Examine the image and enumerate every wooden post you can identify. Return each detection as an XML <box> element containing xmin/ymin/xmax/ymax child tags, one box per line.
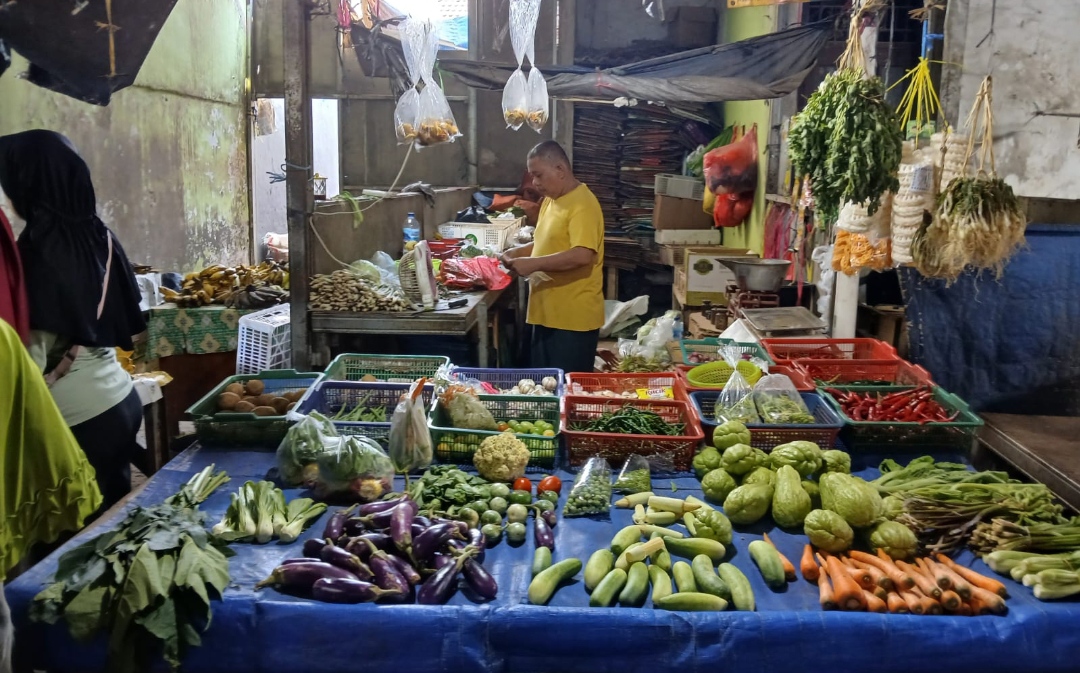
<box><xmin>284</xmin><ymin>0</ymin><xmax>314</xmax><ymax>370</ymax></box>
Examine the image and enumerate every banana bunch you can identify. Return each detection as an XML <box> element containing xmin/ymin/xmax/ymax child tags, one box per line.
<box><xmin>236</xmin><ymin>261</ymin><xmax>289</xmax><ymax>289</ymax></box>
<box><xmin>161</xmin><ymin>264</ymin><xmax>238</xmax><ymax>307</ymax></box>
<box><xmin>224</xmin><ymin>284</ymin><xmax>288</xmax><ymax>309</ymax></box>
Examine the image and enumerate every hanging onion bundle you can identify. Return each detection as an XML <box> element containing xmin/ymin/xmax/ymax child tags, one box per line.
<box><xmin>912</xmin><ymin>76</ymin><xmax>1027</xmax><ymax>282</ymax></box>
<box><xmin>787</xmin><ymin>4</ymin><xmax>903</xmax><ymax>225</ymax></box>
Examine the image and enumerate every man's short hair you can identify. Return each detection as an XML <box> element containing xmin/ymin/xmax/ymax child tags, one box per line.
<box><xmin>528</xmin><ymin>140</ymin><xmax>571</xmax><ymax>171</ymax></box>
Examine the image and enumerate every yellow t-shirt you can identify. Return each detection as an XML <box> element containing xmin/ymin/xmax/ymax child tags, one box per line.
<box><xmin>526</xmin><ymin>183</ymin><xmax>605</xmax><ymax>332</ymax></box>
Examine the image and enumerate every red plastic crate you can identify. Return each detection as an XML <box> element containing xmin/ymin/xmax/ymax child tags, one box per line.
<box><xmin>565</xmin><ymin>372</ymin><xmax>689</xmax><ymax>403</ymax></box>
<box><xmin>768</xmin><ymin>365</ymin><xmax>815</xmax><ymax>392</ymax></box>
<box><xmin>561</xmin><ymin>396</ymin><xmax>704</xmax><ymax>472</ymax></box>
<box><xmin>793</xmin><ymin>359</ymin><xmax>933</xmax><ymax>388</ymax></box>
<box><xmin>762</xmin><ymin>338</ymin><xmax>900</xmax><ymax>365</ymax></box>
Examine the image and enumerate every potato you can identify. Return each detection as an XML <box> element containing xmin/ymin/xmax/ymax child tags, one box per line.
<box><xmin>218</xmin><ymin>391</ymin><xmax>241</xmax><ymax>411</ymax></box>
<box><xmin>225</xmin><ymin>383</ymin><xmax>245</xmax><ymax>396</ymax></box>
<box><xmin>252</xmin><ymin>405</ymin><xmax>277</xmax><ymax>417</ymax></box>
<box><xmin>361</xmin><ymin>374</ymin><xmax>378</xmax><ymax>382</ymax></box>
<box><xmin>246</xmin><ymin>379</ymin><xmax>266</xmax><ymax>396</ymax></box>
<box><xmin>271</xmin><ymin>397</ymin><xmax>291</xmax><ymax>414</ymax></box>
<box><xmin>242</xmin><ymin>395</ymin><xmax>258</xmax><ymax>404</ymax></box>
<box><xmin>287</xmin><ymin>402</ymin><xmax>297</xmax><ymax>411</ymax></box>
<box><xmin>256</xmin><ymin>394</ymin><xmax>276</xmax><ymax>407</ymax></box>
<box><xmin>234</xmin><ymin>400</ymin><xmax>256</xmax><ymax>413</ymax></box>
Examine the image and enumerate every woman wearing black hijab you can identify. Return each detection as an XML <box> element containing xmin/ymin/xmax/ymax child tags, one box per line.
<box><xmin>0</xmin><ymin>130</ymin><xmax>147</xmax><ymax>510</ymax></box>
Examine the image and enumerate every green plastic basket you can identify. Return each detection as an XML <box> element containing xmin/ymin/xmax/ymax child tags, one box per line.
<box><xmin>686</xmin><ymin>360</ymin><xmax>763</xmax><ymax>388</ymax></box>
<box><xmin>428</xmin><ymin>395</ymin><xmax>561</xmax><ymax>469</ymax></box>
<box><xmin>323</xmin><ymin>353</ymin><xmax>450</xmax><ymax>383</ymax></box>
<box><xmin>186</xmin><ymin>370</ymin><xmax>321</xmax><ymax>447</ymax></box>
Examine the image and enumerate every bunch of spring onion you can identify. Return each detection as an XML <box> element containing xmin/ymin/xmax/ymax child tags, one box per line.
<box><xmin>212</xmin><ymin>480</ymin><xmax>327</xmax><ymax>543</ymax></box>
<box><xmin>985</xmin><ymin>550</ymin><xmax>1080</xmax><ymax>601</ymax></box>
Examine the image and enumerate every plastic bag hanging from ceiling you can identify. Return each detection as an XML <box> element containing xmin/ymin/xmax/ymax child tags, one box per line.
<box><xmin>504</xmin><ymin>0</ymin><xmax>544</xmax><ymax>131</ymax></box>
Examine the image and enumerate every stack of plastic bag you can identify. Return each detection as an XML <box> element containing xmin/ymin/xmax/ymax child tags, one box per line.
<box><xmin>502</xmin><ymin>0</ymin><xmax>548</xmax><ymax>132</ymax></box>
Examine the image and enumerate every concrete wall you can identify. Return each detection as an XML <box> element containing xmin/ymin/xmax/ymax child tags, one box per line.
<box><xmin>943</xmin><ymin>0</ymin><xmax>1080</xmax><ymax>201</ymax></box>
<box><xmin>0</xmin><ymin>0</ymin><xmax>250</xmax><ymax>272</ymax></box>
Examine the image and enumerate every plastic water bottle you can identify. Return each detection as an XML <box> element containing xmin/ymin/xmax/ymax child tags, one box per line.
<box><xmin>403</xmin><ymin>212</ymin><xmax>421</xmax><ymax>252</ymax></box>
<box><xmin>672</xmin><ymin>314</ymin><xmax>684</xmax><ymax>341</ymax></box>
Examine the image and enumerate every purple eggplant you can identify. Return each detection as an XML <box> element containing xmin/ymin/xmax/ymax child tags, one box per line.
<box><xmin>256</xmin><ymin>561</ymin><xmax>356</xmax><ymax>590</ymax></box>
<box><xmin>390</xmin><ymin>502</ymin><xmax>415</xmax><ymax>555</ymax></box>
<box><xmin>462</xmin><ymin>557</ymin><xmax>498</xmax><ymax>600</ymax></box>
<box><xmin>414</xmin><ymin>515</ymin><xmax>432</xmax><ymax>528</ymax></box>
<box><xmin>386</xmin><ymin>553</ymin><xmax>422</xmax><ymax>585</ymax></box>
<box><xmin>303</xmin><ymin>538</ymin><xmax>328</xmax><ymax>558</ymax></box>
<box><xmin>542</xmin><ymin>510</ymin><xmax>557</xmax><ymax>528</ymax></box>
<box><xmin>323</xmin><ymin>504</ymin><xmax>357</xmax><ymax>541</ymax></box>
<box><xmin>412</xmin><ymin>522</ymin><xmax>464</xmax><ymax>562</ymax></box>
<box><xmin>435</xmin><ymin>518</ymin><xmax>470</xmax><ymax>537</ymax></box>
<box><xmin>343</xmin><ymin>518</ymin><xmax>368</xmax><ymax>537</ymax></box>
<box><xmin>362</xmin><ymin>499</ymin><xmax>418</xmax><ymax>529</ymax></box>
<box><xmin>357</xmin><ymin>497</ymin><xmax>407</xmax><ymax>516</ymax></box>
<box><xmin>321</xmin><ymin>543</ymin><xmax>374</xmax><ymax>581</ymax></box>
<box><xmin>368</xmin><ymin>550</ymin><xmax>411</xmax><ymax>601</ymax></box>
<box><xmin>311</xmin><ymin>577</ymin><xmax>403</xmax><ymax>604</ymax></box>
<box><xmin>430</xmin><ymin>553</ymin><xmax>455</xmax><ymax>571</ymax></box>
<box><xmin>281</xmin><ymin>557</ymin><xmax>316</xmax><ymax>566</ymax></box>
<box><xmin>449</xmin><ymin>538</ymin><xmax>484</xmax><ymax>564</ymax></box>
<box><xmin>534</xmin><ymin>515</ymin><xmax>555</xmax><ymax>551</ymax></box>
<box><xmin>416</xmin><ymin>555</ymin><xmax>467</xmax><ymax>605</ymax></box>
<box><xmin>468</xmin><ymin>528</ymin><xmax>486</xmax><ymax>552</ymax></box>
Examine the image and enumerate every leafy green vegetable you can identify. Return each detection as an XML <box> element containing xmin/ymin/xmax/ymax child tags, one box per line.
<box><xmin>31</xmin><ymin>466</ymin><xmax>232</xmax><ymax>673</ymax></box>
<box><xmin>212</xmin><ymin>481</ymin><xmax>326</xmax><ymax>544</ymax></box>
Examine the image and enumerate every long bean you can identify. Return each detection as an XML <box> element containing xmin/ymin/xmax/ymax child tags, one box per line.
<box><xmin>572</xmin><ymin>406</ymin><xmax>685</xmax><ymax>436</ymax></box>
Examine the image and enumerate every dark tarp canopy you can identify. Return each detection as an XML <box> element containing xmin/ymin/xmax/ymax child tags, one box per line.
<box><xmin>439</xmin><ymin>22</ymin><xmax>832</xmax><ymax>103</ymax></box>
<box><xmin>0</xmin><ymin>0</ymin><xmax>180</xmax><ymax>106</ymax></box>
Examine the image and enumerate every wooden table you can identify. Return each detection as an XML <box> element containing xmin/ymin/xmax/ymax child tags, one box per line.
<box><xmin>309</xmin><ymin>287</ymin><xmax>509</xmax><ymax>368</ymax></box>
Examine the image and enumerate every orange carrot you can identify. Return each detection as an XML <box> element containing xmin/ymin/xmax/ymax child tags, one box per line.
<box><xmin>862</xmin><ymin>589</ymin><xmax>887</xmax><ymax>613</ymax></box>
<box><xmin>928</xmin><ymin>559</ymin><xmax>972</xmax><ymax>599</ymax></box>
<box><xmin>968</xmin><ymin>586</ymin><xmax>1008</xmax><ymax>616</ymax></box>
<box><xmin>873</xmin><ymin>585</ymin><xmax>888</xmax><ymax>601</ymax></box>
<box><xmin>886</xmin><ymin>592</ymin><xmax>909</xmax><ymax>614</ymax></box>
<box><xmin>842</xmin><ymin>564</ymin><xmax>874</xmax><ymax>591</ymax></box>
<box><xmin>939</xmin><ymin>589</ymin><xmax>962</xmax><ymax>611</ymax></box>
<box><xmin>800</xmin><ymin>544</ymin><xmax>820</xmax><ymax>582</ymax></box>
<box><xmin>935</xmin><ymin>554</ymin><xmax>1009</xmax><ymax>598</ymax></box>
<box><xmin>897</xmin><ymin>560</ymin><xmax>942</xmax><ymax>599</ymax></box>
<box><xmin>850</xmin><ymin>558</ymin><xmax>894</xmax><ymax>591</ymax></box>
<box><xmin>817</xmin><ymin>563</ymin><xmax>838</xmax><ymax>610</ymax></box>
<box><xmin>955</xmin><ymin>603</ymin><xmax>973</xmax><ymax>617</ymax></box>
<box><xmin>920</xmin><ymin>595</ymin><xmax>942</xmax><ymax>615</ymax></box>
<box><xmin>849</xmin><ymin>550</ymin><xmax>915</xmax><ymax>590</ymax></box>
<box><xmin>900</xmin><ymin>590</ymin><xmax>925</xmax><ymax>615</ymax></box>
<box><xmin>763</xmin><ymin>533</ymin><xmax>796</xmax><ymax>582</ymax></box>
<box><xmin>915</xmin><ymin>557</ymin><xmax>950</xmax><ymax>590</ymax></box>
<box><xmin>825</xmin><ymin>555</ymin><xmax>867</xmax><ymax>611</ymax></box>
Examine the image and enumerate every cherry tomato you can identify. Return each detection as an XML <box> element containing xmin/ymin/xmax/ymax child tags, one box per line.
<box><xmin>537</xmin><ymin>475</ymin><xmax>562</xmax><ymax>494</ymax></box>
<box><xmin>513</xmin><ymin>477</ymin><xmax>533</xmax><ymax>493</ymax></box>
<box><xmin>496</xmin><ymin>422</ymin><xmax>510</xmax><ymax>432</ymax></box>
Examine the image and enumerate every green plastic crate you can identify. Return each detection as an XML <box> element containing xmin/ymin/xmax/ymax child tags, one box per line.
<box><xmin>186</xmin><ymin>370</ymin><xmax>320</xmax><ymax>447</ymax></box>
<box><xmin>428</xmin><ymin>395</ymin><xmax>561</xmax><ymax>469</ymax></box>
<box><xmin>323</xmin><ymin>353</ymin><xmax>450</xmax><ymax>383</ymax></box>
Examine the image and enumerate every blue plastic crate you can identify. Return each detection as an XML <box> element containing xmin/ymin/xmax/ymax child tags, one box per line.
<box><xmin>689</xmin><ymin>391</ymin><xmax>843</xmax><ymax>450</ymax></box>
<box><xmin>450</xmin><ymin>367</ymin><xmax>565</xmax><ymax>397</ymax></box>
<box><xmin>295</xmin><ymin>380</ymin><xmax>434</xmax><ymax>448</ymax></box>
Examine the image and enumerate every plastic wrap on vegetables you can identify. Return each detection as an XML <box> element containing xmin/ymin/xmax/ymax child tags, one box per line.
<box><xmin>388</xmin><ymin>379</ymin><xmax>434</xmax><ymax>477</ymax></box>
<box><xmin>753</xmin><ymin>374</ymin><xmax>815</xmax><ymax>424</ymax></box>
<box><xmin>563</xmin><ymin>457</ymin><xmax>612</xmax><ymax>517</ymax></box>
<box><xmin>440</xmin><ymin>384</ymin><xmax>498</xmax><ymax>431</ymax></box>
<box><xmin>313</xmin><ymin>436</ymin><xmax>396</xmax><ymax>502</ymax></box>
<box><xmin>713</xmin><ymin>345</ymin><xmax>760</xmax><ymax>424</ymax></box>
<box><xmin>277</xmin><ymin>412</ymin><xmax>338</xmax><ymax>487</ymax></box>
<box><xmin>613</xmin><ymin>454</ymin><xmax>651</xmax><ymax>494</ymax></box>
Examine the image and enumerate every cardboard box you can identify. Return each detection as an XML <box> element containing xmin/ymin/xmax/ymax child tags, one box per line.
<box><xmin>655</xmin><ymin>229</ymin><xmax>721</xmax><ymax>245</ymax></box>
<box><xmin>679</xmin><ymin>247</ymin><xmax>757</xmax><ymax>305</ymax></box>
<box><xmin>653</xmin><ymin>193</ymin><xmax>714</xmax><ymax>231</ymax></box>
<box><xmin>667</xmin><ymin>6</ymin><xmax>718</xmax><ymax>49</ymax></box>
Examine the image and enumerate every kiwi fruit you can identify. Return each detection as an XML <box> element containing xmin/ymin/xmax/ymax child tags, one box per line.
<box><xmin>256</xmin><ymin>394</ymin><xmax>276</xmax><ymax>407</ymax></box>
<box><xmin>242</xmin><ymin>395</ymin><xmax>258</xmax><ymax>404</ymax></box>
<box><xmin>225</xmin><ymin>383</ymin><xmax>245</xmax><ymax>396</ymax></box>
<box><xmin>252</xmin><ymin>405</ymin><xmax>277</xmax><ymax>417</ymax></box>
<box><xmin>361</xmin><ymin>374</ymin><xmax>378</xmax><ymax>382</ymax></box>
<box><xmin>271</xmin><ymin>397</ymin><xmax>291</xmax><ymax>414</ymax></box>
<box><xmin>218</xmin><ymin>391</ymin><xmax>241</xmax><ymax>410</ymax></box>
<box><xmin>233</xmin><ymin>400</ymin><xmax>256</xmax><ymax>413</ymax></box>
<box><xmin>287</xmin><ymin>402</ymin><xmax>297</xmax><ymax>411</ymax></box>
<box><xmin>246</xmin><ymin>379</ymin><xmax>266</xmax><ymax>396</ymax></box>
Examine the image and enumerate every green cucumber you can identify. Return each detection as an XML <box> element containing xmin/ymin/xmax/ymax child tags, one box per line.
<box><xmin>650</xmin><ymin>547</ymin><xmax>672</xmax><ymax>572</ymax></box>
<box><xmin>691</xmin><ymin>554</ymin><xmax>731</xmax><ymax>600</ymax></box>
<box><xmin>610</xmin><ymin>525</ymin><xmax>643</xmax><ymax>556</ymax></box>
<box><xmin>649</xmin><ymin>565</ymin><xmax>673</xmax><ymax>602</ymax></box>
<box><xmin>748</xmin><ymin>540</ymin><xmax>786</xmax><ymax>589</ymax></box>
<box><xmin>589</xmin><ymin>568</ymin><xmax>627</xmax><ymax>607</ymax></box>
<box><xmin>664</xmin><ymin>536</ymin><xmax>726</xmax><ymax>563</ymax></box>
<box><xmin>584</xmin><ymin>549</ymin><xmax>615</xmax><ymax>593</ymax></box>
<box><xmin>528</xmin><ymin>558</ymin><xmax>582</xmax><ymax>605</ymax></box>
<box><xmin>654</xmin><ymin>592</ymin><xmax>728</xmax><ymax>611</ymax></box>
<box><xmin>717</xmin><ymin>563</ymin><xmax>755</xmax><ymax>611</ymax></box>
<box><xmin>619</xmin><ymin>562</ymin><xmax>649</xmax><ymax>607</ymax></box>
<box><xmin>532</xmin><ymin>547</ymin><xmax>552</xmax><ymax>577</ymax></box>
<box><xmin>615</xmin><ymin>542</ymin><xmax>645</xmax><ymax>571</ymax></box>
<box><xmin>672</xmin><ymin>561</ymin><xmax>697</xmax><ymax>593</ymax></box>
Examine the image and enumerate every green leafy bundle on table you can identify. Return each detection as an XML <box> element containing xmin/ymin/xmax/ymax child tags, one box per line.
<box><xmin>31</xmin><ymin>466</ymin><xmax>232</xmax><ymax>673</ymax></box>
<box><xmin>212</xmin><ymin>480</ymin><xmax>326</xmax><ymax>544</ymax></box>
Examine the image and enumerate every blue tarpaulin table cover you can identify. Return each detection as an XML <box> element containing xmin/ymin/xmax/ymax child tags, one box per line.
<box><xmin>7</xmin><ymin>444</ymin><xmax>1080</xmax><ymax>673</ymax></box>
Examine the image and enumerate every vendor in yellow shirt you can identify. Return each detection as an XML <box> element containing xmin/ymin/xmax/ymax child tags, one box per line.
<box><xmin>501</xmin><ymin>141</ymin><xmax>604</xmax><ymax>373</ymax></box>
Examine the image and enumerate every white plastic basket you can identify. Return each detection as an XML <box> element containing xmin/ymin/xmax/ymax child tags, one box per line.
<box><xmin>437</xmin><ymin>217</ymin><xmax>523</xmax><ymax>252</ymax></box>
<box><xmin>236</xmin><ymin>305</ymin><xmax>292</xmax><ymax>374</ymax></box>
<box><xmin>654</xmin><ymin>173</ymin><xmax>705</xmax><ymax>200</ymax></box>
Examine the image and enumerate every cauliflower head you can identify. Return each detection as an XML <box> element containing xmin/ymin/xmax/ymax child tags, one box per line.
<box><xmin>473</xmin><ymin>432</ymin><xmax>530</xmax><ymax>482</ymax></box>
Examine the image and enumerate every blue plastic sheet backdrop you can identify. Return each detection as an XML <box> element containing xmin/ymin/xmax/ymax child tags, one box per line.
<box><xmin>899</xmin><ymin>224</ymin><xmax>1080</xmax><ymax>414</ymax></box>
<box><xmin>8</xmin><ymin>444</ymin><xmax>1080</xmax><ymax>673</ymax></box>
